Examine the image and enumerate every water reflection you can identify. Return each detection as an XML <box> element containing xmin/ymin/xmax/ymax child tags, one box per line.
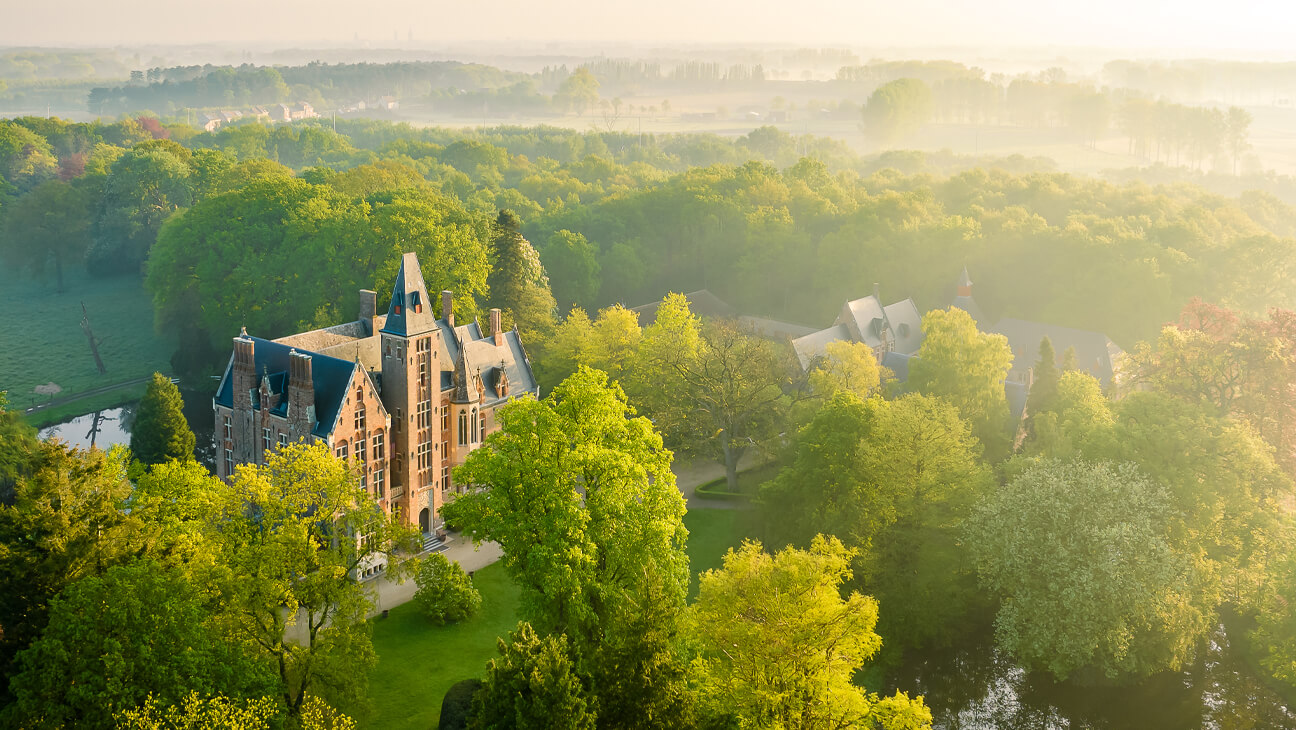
<box><xmin>35</xmin><ymin>387</ymin><xmax>216</xmax><ymax>473</ymax></box>
<box><xmin>38</xmin><ymin>406</ymin><xmax>133</xmax><ymax>451</ymax></box>
<box><xmin>887</xmin><ymin>625</ymin><xmax>1293</xmax><ymax>730</ymax></box>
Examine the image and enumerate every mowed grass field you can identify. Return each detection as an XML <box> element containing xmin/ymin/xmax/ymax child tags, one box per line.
<box><xmin>367</xmin><ymin>506</ymin><xmax>754</xmax><ymax>728</ymax></box>
<box><xmin>0</xmin><ymin>269</ymin><xmax>171</xmax><ymax>420</ymax></box>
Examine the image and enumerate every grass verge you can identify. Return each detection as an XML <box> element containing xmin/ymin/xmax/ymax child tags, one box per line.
<box><xmin>367</xmin><ymin>562</ymin><xmax>520</xmax><ymax>730</ymax></box>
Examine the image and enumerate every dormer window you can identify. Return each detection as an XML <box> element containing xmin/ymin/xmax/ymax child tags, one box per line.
<box><xmin>411</xmin><ymin>291</ymin><xmax>422</xmax><ymax>313</ymax></box>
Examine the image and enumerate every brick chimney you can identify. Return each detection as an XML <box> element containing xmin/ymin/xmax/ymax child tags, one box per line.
<box><xmin>359</xmin><ymin>289</ymin><xmax>377</xmax><ymax>336</ymax></box>
<box><xmin>490</xmin><ymin>308</ymin><xmax>504</xmax><ymax>346</ymax></box>
<box><xmin>287</xmin><ymin>350</ymin><xmax>316</xmax><ymax>437</ymax></box>
<box><xmin>873</xmin><ymin>282</ymin><xmax>881</xmax><ymax>302</ymax></box>
<box><xmin>441</xmin><ymin>290</ymin><xmax>454</xmax><ymax>327</ymax></box>
<box><xmin>232</xmin><ymin>330</ymin><xmax>255</xmax><ymax>411</ymax></box>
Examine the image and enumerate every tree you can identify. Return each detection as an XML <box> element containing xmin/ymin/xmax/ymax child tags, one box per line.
<box><xmin>118</xmin><ymin>693</ymin><xmax>355</xmax><ymax>730</ymax></box>
<box><xmin>542</xmin><ymin>229</ymin><xmax>601</xmax><ymax>312</ymax></box>
<box><xmin>808</xmin><ymin>339</ymin><xmax>883</xmax><ymax>400</ymax></box>
<box><xmin>761</xmin><ymin>392</ymin><xmax>992</xmax><ymax>648</ymax></box>
<box><xmin>556</xmin><ymin>69</ymin><xmax>600</xmax><ymax>116</ymax></box>
<box><xmin>861</xmin><ymin>78</ymin><xmax>933</xmax><ymax>145</ymax></box>
<box><xmin>443</xmin><ymin>368</ymin><xmax>691</xmax><ymax>721</ymax></box>
<box><xmin>908</xmin><ymin>307</ymin><xmax>1013</xmax><ymax>458</ymax></box>
<box><xmin>1025</xmin><ymin>335</ymin><xmax>1060</xmax><ymax>419</ymax></box>
<box><xmin>469</xmin><ymin>623</ymin><xmax>596</xmax><ymax>730</ymax></box>
<box><xmin>130</xmin><ymin>372</ymin><xmax>195</xmax><ymax>466</ymax></box>
<box><xmin>1126</xmin><ymin>300</ymin><xmax>1296</xmax><ymax>475</ymax></box>
<box><xmin>690</xmin><ymin>536</ymin><xmax>931</xmax><ymax>730</ymax></box>
<box><xmin>413</xmin><ymin>553</ymin><xmax>482</xmax><ymax>625</ymax></box>
<box><xmin>966</xmin><ymin>458</ymin><xmax>1212</xmax><ymax>680</ymax></box>
<box><xmin>88</xmin><ymin>142</ymin><xmax>194</xmax><ymax>275</ymax></box>
<box><xmin>1</xmin><ymin>179</ymin><xmax>92</xmax><ymax>291</ymax></box>
<box><xmin>207</xmin><ymin>442</ymin><xmax>420</xmax><ymax>719</ymax></box>
<box><xmin>487</xmin><ymin>209</ymin><xmax>557</xmax><ymax>340</ymax></box>
<box><xmin>8</xmin><ymin>561</ymin><xmax>274</xmax><ymax>730</ymax></box>
<box><xmin>0</xmin><ymin>443</ymin><xmax>144</xmax><ymax>693</ymax></box>
<box><xmin>634</xmin><ymin>298</ymin><xmax>802</xmax><ymax>491</ymax></box>
<box><xmin>1226</xmin><ymin>106</ymin><xmax>1252</xmax><ymax>176</ymax></box>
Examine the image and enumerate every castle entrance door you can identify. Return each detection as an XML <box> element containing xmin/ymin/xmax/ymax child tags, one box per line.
<box><xmin>419</xmin><ymin>507</ymin><xmax>430</xmax><ymax>533</ymax></box>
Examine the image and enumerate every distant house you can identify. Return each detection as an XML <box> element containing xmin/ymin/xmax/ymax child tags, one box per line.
<box><xmin>950</xmin><ymin>268</ymin><xmax>1122</xmax><ymax>387</ymax></box>
<box><xmin>790</xmin><ymin>285</ymin><xmax>923</xmax><ymax>370</ymax></box>
<box><xmin>273</xmin><ymin>104</ymin><xmax>291</xmax><ymax>122</ymax></box>
<box><xmin>378</xmin><ymin>96</ymin><xmax>398</xmax><ymax>111</ymax></box>
<box><xmin>198</xmin><ymin>113</ymin><xmax>222</xmax><ymax>132</ymax></box>
<box><xmin>218</xmin><ymin>110</ymin><xmax>243</xmax><ymax>125</ymax></box>
<box><xmin>250</xmin><ymin>106</ymin><xmax>270</xmax><ymax>120</ymax></box>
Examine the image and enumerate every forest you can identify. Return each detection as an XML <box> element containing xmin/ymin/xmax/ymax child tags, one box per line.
<box><xmin>2</xmin><ymin>99</ymin><xmax>1296</xmax><ymax>729</ymax></box>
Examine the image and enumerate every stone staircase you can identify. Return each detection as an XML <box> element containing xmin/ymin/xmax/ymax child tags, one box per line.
<box><xmin>421</xmin><ymin>532</ymin><xmax>448</xmax><ymax>554</ymax></box>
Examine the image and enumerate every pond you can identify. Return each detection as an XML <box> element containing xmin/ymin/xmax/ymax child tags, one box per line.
<box><xmin>886</xmin><ymin>624</ymin><xmax>1295</xmax><ymax>729</ymax></box>
<box><xmin>37</xmin><ymin>387</ymin><xmax>217</xmax><ymax>472</ymax></box>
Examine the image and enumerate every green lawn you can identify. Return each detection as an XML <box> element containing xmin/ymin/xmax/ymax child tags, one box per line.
<box><xmin>367</xmin><ymin>507</ymin><xmax>758</xmax><ymax>727</ymax></box>
<box><xmin>683</xmin><ymin>509</ymin><xmax>753</xmax><ymax>598</ymax></box>
<box><xmin>0</xmin><ymin>269</ymin><xmax>171</xmax><ymax>420</ymax></box>
<box><xmin>367</xmin><ymin>562</ymin><xmax>521</xmax><ymax>730</ymax></box>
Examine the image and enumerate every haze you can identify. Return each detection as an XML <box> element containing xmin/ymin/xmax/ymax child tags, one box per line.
<box><xmin>2</xmin><ymin>0</ymin><xmax>1291</xmax><ymax>54</ymax></box>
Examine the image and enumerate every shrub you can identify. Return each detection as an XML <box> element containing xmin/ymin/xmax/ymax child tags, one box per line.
<box><xmin>413</xmin><ymin>553</ymin><xmax>482</xmax><ymax>625</ymax></box>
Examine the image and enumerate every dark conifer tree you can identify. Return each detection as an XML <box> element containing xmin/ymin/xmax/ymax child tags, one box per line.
<box><xmin>487</xmin><ymin>210</ymin><xmax>557</xmax><ymax>340</ymax></box>
<box><xmin>129</xmin><ymin>373</ymin><xmax>195</xmax><ymax>466</ymax></box>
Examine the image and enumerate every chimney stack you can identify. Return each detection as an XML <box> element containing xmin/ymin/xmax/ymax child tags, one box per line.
<box><xmin>490</xmin><ymin>308</ymin><xmax>504</xmax><ymax>346</ymax></box>
<box><xmin>441</xmin><ymin>290</ymin><xmax>454</xmax><ymax>327</ymax></box>
<box><xmin>359</xmin><ymin>289</ymin><xmax>377</xmax><ymax>336</ymax></box>
<box><xmin>287</xmin><ymin>350</ymin><xmax>315</xmax><ymax>437</ymax></box>
<box><xmin>873</xmin><ymin>282</ymin><xmax>881</xmax><ymax>302</ymax></box>
<box><xmin>232</xmin><ymin>331</ymin><xmax>255</xmax><ymax>410</ymax></box>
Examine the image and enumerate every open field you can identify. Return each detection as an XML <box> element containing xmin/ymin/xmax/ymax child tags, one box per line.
<box><xmin>0</xmin><ymin>270</ymin><xmax>171</xmax><ymax>420</ymax></box>
<box><xmin>368</xmin><ymin>505</ymin><xmax>758</xmax><ymax>727</ymax></box>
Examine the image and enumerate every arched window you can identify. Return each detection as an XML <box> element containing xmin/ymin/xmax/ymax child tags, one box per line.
<box><xmin>471</xmin><ymin>408</ymin><xmax>479</xmax><ymax>444</ymax></box>
<box><xmin>458</xmin><ymin>411</ymin><xmax>468</xmax><ymax>446</ymax></box>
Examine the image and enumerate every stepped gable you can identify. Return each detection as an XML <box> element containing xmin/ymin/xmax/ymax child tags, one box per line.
<box><xmin>214</xmin><ymin>335</ymin><xmax>357</xmax><ymax>438</ymax></box>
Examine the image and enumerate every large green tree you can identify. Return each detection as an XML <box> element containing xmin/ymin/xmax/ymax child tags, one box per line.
<box><xmin>88</xmin><ymin>141</ymin><xmax>194</xmax><ymax>275</ymax></box>
<box><xmin>761</xmin><ymin>392</ymin><xmax>992</xmax><ymax>648</ymax></box>
<box><xmin>861</xmin><ymin>78</ymin><xmax>933</xmax><ymax>145</ymax></box>
<box><xmin>542</xmin><ymin>229</ymin><xmax>601</xmax><ymax>312</ymax></box>
<box><xmin>207</xmin><ymin>442</ymin><xmax>420</xmax><ymax>719</ymax></box>
<box><xmin>0</xmin><ymin>444</ymin><xmax>145</xmax><ymax>699</ymax></box>
<box><xmin>908</xmin><ymin>307</ymin><xmax>1013</xmax><ymax>458</ymax></box>
<box><xmin>443</xmin><ymin>367</ymin><xmax>692</xmax><ymax>726</ymax></box>
<box><xmin>691</xmin><ymin>536</ymin><xmax>932</xmax><ymax>730</ymax></box>
<box><xmin>1</xmin><ymin>178</ymin><xmax>93</xmax><ymax>291</ymax></box>
<box><xmin>633</xmin><ymin>296</ymin><xmax>802</xmax><ymax>491</ymax></box>
<box><xmin>130</xmin><ymin>372</ymin><xmax>196</xmax><ymax>466</ymax></box>
<box><xmin>8</xmin><ymin>561</ymin><xmax>274</xmax><ymax>730</ymax></box>
<box><xmin>967</xmin><ymin>458</ymin><xmax>1213</xmax><ymax>680</ymax></box>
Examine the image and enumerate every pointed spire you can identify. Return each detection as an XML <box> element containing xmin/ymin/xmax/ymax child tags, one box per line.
<box><xmin>957</xmin><ymin>266</ymin><xmax>973</xmax><ymax>297</ymax></box>
<box><xmin>380</xmin><ymin>252</ymin><xmax>438</xmax><ymax>337</ymax></box>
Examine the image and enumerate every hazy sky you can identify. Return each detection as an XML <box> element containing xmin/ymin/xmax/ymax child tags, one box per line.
<box><xmin>1</xmin><ymin>0</ymin><xmax>1290</xmax><ymax>54</ymax></box>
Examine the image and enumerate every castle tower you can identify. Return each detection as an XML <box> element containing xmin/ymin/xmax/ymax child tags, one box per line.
<box><xmin>229</xmin><ymin>330</ymin><xmax>258</xmax><ymax>471</ymax></box>
<box><xmin>379</xmin><ymin>253</ymin><xmax>446</xmax><ymax>531</ymax></box>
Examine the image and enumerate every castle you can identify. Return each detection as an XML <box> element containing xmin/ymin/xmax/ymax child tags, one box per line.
<box><xmin>213</xmin><ymin>252</ymin><xmax>539</xmax><ymax>536</ymax></box>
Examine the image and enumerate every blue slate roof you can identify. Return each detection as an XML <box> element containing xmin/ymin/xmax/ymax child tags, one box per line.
<box><xmin>214</xmin><ymin>336</ymin><xmax>357</xmax><ymax>439</ymax></box>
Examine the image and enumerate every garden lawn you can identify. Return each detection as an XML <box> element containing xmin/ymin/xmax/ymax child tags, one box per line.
<box><xmin>0</xmin><ymin>269</ymin><xmax>171</xmax><ymax>414</ymax></box>
<box><xmin>683</xmin><ymin>508</ymin><xmax>754</xmax><ymax>598</ymax></box>
<box><xmin>367</xmin><ymin>561</ymin><xmax>520</xmax><ymax>730</ymax></box>
<box><xmin>367</xmin><ymin>506</ymin><xmax>758</xmax><ymax>726</ymax></box>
